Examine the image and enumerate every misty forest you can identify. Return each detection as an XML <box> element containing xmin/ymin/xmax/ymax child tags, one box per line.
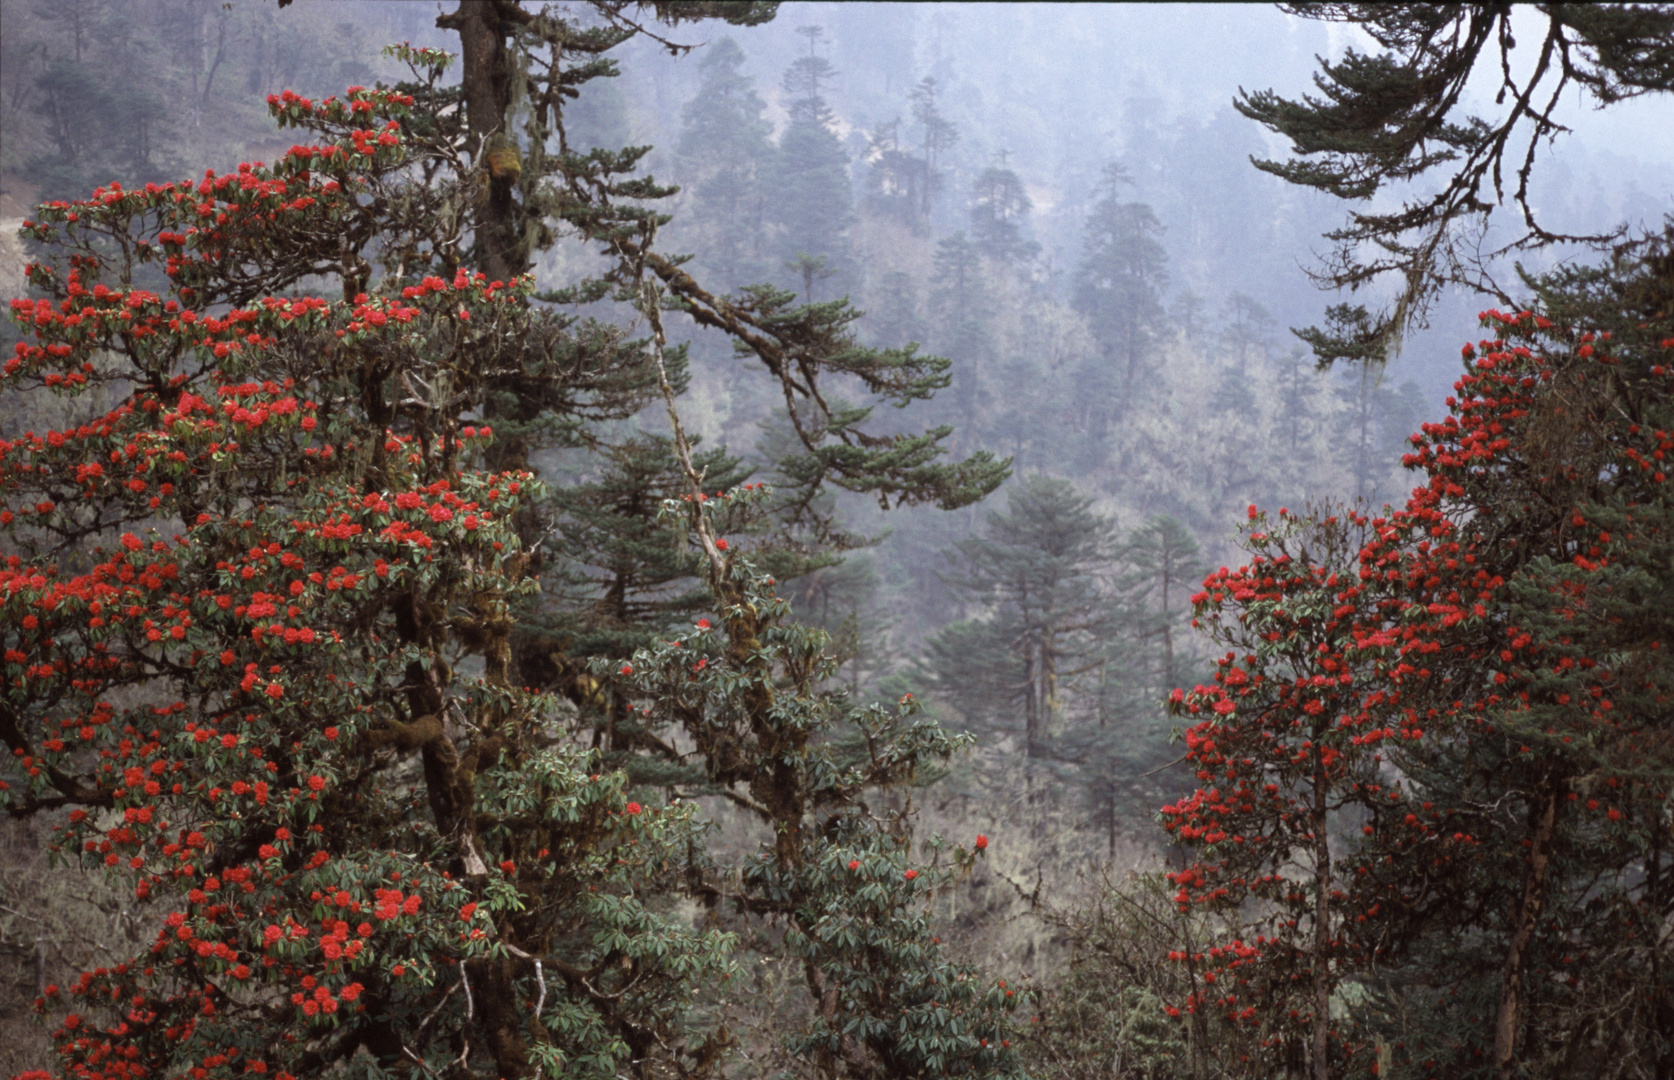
<box><xmin>3</xmin><ymin>2</ymin><xmax>1674</xmax><ymax>1078</ymax></box>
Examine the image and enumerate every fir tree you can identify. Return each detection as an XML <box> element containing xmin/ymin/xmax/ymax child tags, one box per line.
<box><xmin>1072</xmin><ymin>163</ymin><xmax>1169</xmax><ymax>437</ymax></box>
<box><xmin>1236</xmin><ymin>4</ymin><xmax>1674</xmax><ymax>365</ymax></box>
<box><xmin>1275</xmin><ymin>346</ymin><xmax>1322</xmax><ymax>454</ymax></box>
<box><xmin>768</xmin><ymin>25</ymin><xmax>852</xmax><ymax>285</ymax></box>
<box><xmin>925</xmin><ymin>476</ymin><xmax>1118</xmax><ymax>759</ymax></box>
<box><xmin>862</xmin><ymin>119</ymin><xmax>920</xmax><ymax>227</ymax></box>
<box><xmin>929</xmin><ymin>231</ymin><xmax>993</xmax><ymax>434</ymax></box>
<box><xmin>675</xmin><ymin>36</ymin><xmax>775</xmax><ymax>289</ymax></box>
<box><xmin>1219</xmin><ymin>291</ymin><xmax>1277</xmax><ymax>366</ymax></box>
<box><xmin>1123</xmin><ymin>514</ymin><xmax>1204</xmax><ymax>693</ymax></box>
<box><xmin>909</xmin><ymin>75</ymin><xmax>959</xmax><ymax>221</ymax></box>
<box><xmin>864</xmin><ymin>269</ymin><xmax>926</xmax><ymax>348</ymax></box>
<box><xmin>527</xmin><ymin>435</ymin><xmax>752</xmax><ymax>770</ymax></box>
<box><xmin>970</xmin><ymin>157</ymin><xmax>1039</xmax><ymax>265</ymax></box>
<box><xmin>1170</xmin><ymin>288</ymin><xmax>1208</xmax><ymax>345</ymax></box>
<box><xmin>1332</xmin><ymin>367</ymin><xmax>1424</xmax><ymax>505</ymax></box>
<box><xmin>1208</xmin><ymin>293</ymin><xmax>1276</xmax><ymax>415</ymax></box>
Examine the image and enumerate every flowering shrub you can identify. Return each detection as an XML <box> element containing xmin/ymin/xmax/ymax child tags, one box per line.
<box><xmin>1162</xmin><ymin>249</ymin><xmax>1674</xmax><ymax>1079</ymax></box>
<box><xmin>2</xmin><ymin>27</ymin><xmax>1032</xmax><ymax>1077</ymax></box>
<box><xmin>1</xmin><ymin>59</ymin><xmax>733</xmax><ymax>1080</ymax></box>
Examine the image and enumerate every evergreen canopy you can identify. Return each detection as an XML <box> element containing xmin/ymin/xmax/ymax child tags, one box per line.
<box><xmin>1238</xmin><ymin>2</ymin><xmax>1674</xmax><ymax>366</ymax></box>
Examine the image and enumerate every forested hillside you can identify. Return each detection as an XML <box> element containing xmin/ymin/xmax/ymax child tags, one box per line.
<box><xmin>1</xmin><ymin>3</ymin><xmax>1672</xmax><ymax>1079</ymax></box>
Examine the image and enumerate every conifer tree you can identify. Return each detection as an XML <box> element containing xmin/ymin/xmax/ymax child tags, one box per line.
<box><xmin>908</xmin><ymin>76</ymin><xmax>959</xmax><ymax>222</ymax></box>
<box><xmin>862</xmin><ymin>119</ymin><xmax>923</xmax><ymax>228</ymax></box>
<box><xmin>1072</xmin><ymin>164</ymin><xmax>1169</xmax><ymax>437</ymax></box>
<box><xmin>929</xmin><ymin>232</ymin><xmax>993</xmax><ymax>434</ymax></box>
<box><xmin>674</xmin><ymin>36</ymin><xmax>775</xmax><ymax>289</ymax></box>
<box><xmin>1219</xmin><ymin>291</ymin><xmax>1277</xmax><ymax>367</ymax></box>
<box><xmin>864</xmin><ymin>269</ymin><xmax>927</xmax><ymax>349</ymax></box>
<box><xmin>769</xmin><ymin>25</ymin><xmax>853</xmax><ymax>287</ymax></box>
<box><xmin>1123</xmin><ymin>514</ymin><xmax>1204</xmax><ymax>693</ymax></box>
<box><xmin>0</xmin><ymin>7</ymin><xmax>1024</xmax><ymax>1078</ymax></box>
<box><xmin>526</xmin><ymin>436</ymin><xmax>752</xmax><ymax>767</ymax></box>
<box><xmin>1170</xmin><ymin>289</ymin><xmax>1208</xmax><ymax>345</ymax></box>
<box><xmin>1274</xmin><ymin>346</ymin><xmax>1322</xmax><ymax>454</ymax></box>
<box><xmin>924</xmin><ymin>476</ymin><xmax>1118</xmax><ymax>759</ymax></box>
<box><xmin>970</xmin><ymin>158</ymin><xmax>1039</xmax><ymax>265</ymax></box>
<box><xmin>1236</xmin><ymin>3</ymin><xmax>1674</xmax><ymax>365</ymax></box>
<box><xmin>1332</xmin><ymin>368</ymin><xmax>1423</xmax><ymax>505</ymax></box>
<box><xmin>861</xmin><ymin>75</ymin><xmax>958</xmax><ymax>231</ymax></box>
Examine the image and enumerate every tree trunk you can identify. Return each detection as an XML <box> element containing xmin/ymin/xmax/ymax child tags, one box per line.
<box><xmin>1652</xmin><ymin>816</ymin><xmax>1674</xmax><ymax>1080</ymax></box>
<box><xmin>1025</xmin><ymin>635</ymin><xmax>1049</xmax><ymax>758</ymax></box>
<box><xmin>438</xmin><ymin>0</ymin><xmax>519</xmax><ymax>283</ymax></box>
<box><xmin>1311</xmin><ymin>740</ymin><xmax>1333</xmax><ymax>1080</ymax></box>
<box><xmin>1493</xmin><ymin>787</ymin><xmax>1559</xmax><ymax>1080</ymax></box>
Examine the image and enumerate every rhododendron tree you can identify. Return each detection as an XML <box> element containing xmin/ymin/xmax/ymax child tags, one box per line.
<box><xmin>1161</xmin><ymin>232</ymin><xmax>1674</xmax><ymax>1080</ymax></box>
<box><xmin>1332</xmin><ymin>246</ymin><xmax>1674</xmax><ymax>1080</ymax></box>
<box><xmin>1</xmin><ymin>24</ymin><xmax>1024</xmax><ymax>1080</ymax></box>
<box><xmin>1</xmin><ymin>56</ymin><xmax>737</xmax><ymax>1079</ymax></box>
<box><xmin>1164</xmin><ymin>507</ymin><xmax>1387</xmax><ymax>1079</ymax></box>
<box><xmin>609</xmin><ymin>512</ymin><xmax>1030</xmax><ymax>1077</ymax></box>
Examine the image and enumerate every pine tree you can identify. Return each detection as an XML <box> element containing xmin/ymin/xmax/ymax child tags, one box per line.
<box><xmin>970</xmin><ymin>157</ymin><xmax>1039</xmax><ymax>265</ymax></box>
<box><xmin>1123</xmin><ymin>514</ymin><xmax>1204</xmax><ymax>693</ymax></box>
<box><xmin>675</xmin><ymin>36</ymin><xmax>775</xmax><ymax>289</ymax></box>
<box><xmin>526</xmin><ymin>435</ymin><xmax>751</xmax><ymax>770</ymax></box>
<box><xmin>1219</xmin><ymin>291</ymin><xmax>1277</xmax><ymax>367</ymax></box>
<box><xmin>0</xmin><ymin>8</ymin><xmax>1022</xmax><ymax>1078</ymax></box>
<box><xmin>1052</xmin><ymin>515</ymin><xmax>1204</xmax><ymax>857</ymax></box>
<box><xmin>864</xmin><ymin>269</ymin><xmax>926</xmax><ymax>348</ymax></box>
<box><xmin>768</xmin><ymin>25</ymin><xmax>853</xmax><ymax>288</ymax></box>
<box><xmin>1072</xmin><ymin>163</ymin><xmax>1169</xmax><ymax>437</ymax></box>
<box><xmin>1274</xmin><ymin>346</ymin><xmax>1322</xmax><ymax>454</ymax></box>
<box><xmin>1171</xmin><ymin>288</ymin><xmax>1208</xmax><ymax>345</ymax></box>
<box><xmin>1206</xmin><ymin>293</ymin><xmax>1277</xmax><ymax>416</ymax></box>
<box><xmin>929</xmin><ymin>231</ymin><xmax>993</xmax><ymax>434</ymax></box>
<box><xmin>924</xmin><ymin>476</ymin><xmax>1118</xmax><ymax>759</ymax></box>
<box><xmin>1332</xmin><ymin>367</ymin><xmax>1424</xmax><ymax>505</ymax></box>
<box><xmin>860</xmin><ymin>75</ymin><xmax>958</xmax><ymax>231</ymax></box>
<box><xmin>862</xmin><ymin>118</ymin><xmax>923</xmax><ymax>228</ymax></box>
<box><xmin>909</xmin><ymin>75</ymin><xmax>959</xmax><ymax>221</ymax></box>
<box><xmin>1236</xmin><ymin>4</ymin><xmax>1674</xmax><ymax>365</ymax></box>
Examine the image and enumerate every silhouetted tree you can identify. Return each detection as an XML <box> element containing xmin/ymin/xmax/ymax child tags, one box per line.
<box><xmin>1237</xmin><ymin>3</ymin><xmax>1674</xmax><ymax>364</ymax></box>
<box><xmin>1072</xmin><ymin>164</ymin><xmax>1169</xmax><ymax>434</ymax></box>
<box><xmin>970</xmin><ymin>158</ymin><xmax>1039</xmax><ymax>265</ymax></box>
<box><xmin>769</xmin><ymin>25</ymin><xmax>852</xmax><ymax>290</ymax></box>
<box><xmin>909</xmin><ymin>75</ymin><xmax>958</xmax><ymax>220</ymax></box>
<box><xmin>675</xmin><ymin>36</ymin><xmax>775</xmax><ymax>288</ymax></box>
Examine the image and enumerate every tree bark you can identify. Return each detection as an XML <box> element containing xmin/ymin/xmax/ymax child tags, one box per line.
<box><xmin>1310</xmin><ymin>746</ymin><xmax>1333</xmax><ymax>1080</ymax></box>
<box><xmin>437</xmin><ymin>0</ymin><xmax>520</xmax><ymax>282</ymax></box>
<box><xmin>1493</xmin><ymin>786</ymin><xmax>1559</xmax><ymax>1080</ymax></box>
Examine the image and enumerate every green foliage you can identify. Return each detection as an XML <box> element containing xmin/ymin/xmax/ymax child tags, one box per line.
<box><xmin>970</xmin><ymin>165</ymin><xmax>1038</xmax><ymax>266</ymax></box>
<box><xmin>0</xmin><ymin>7</ymin><xmax>1030</xmax><ymax>1078</ymax></box>
<box><xmin>770</xmin><ymin>46</ymin><xmax>854</xmax><ymax>287</ymax></box>
<box><xmin>605</xmin><ymin>500</ymin><xmax>1034</xmax><ymax>1078</ymax></box>
<box><xmin>1238</xmin><ymin>3</ymin><xmax>1674</xmax><ymax>365</ymax></box>
<box><xmin>675</xmin><ymin>37</ymin><xmax>777</xmax><ymax>290</ymax></box>
<box><xmin>1071</xmin><ymin>164</ymin><xmax>1169</xmax><ymax>446</ymax></box>
<box><xmin>924</xmin><ymin>476</ymin><xmax>1118</xmax><ymax>757</ymax></box>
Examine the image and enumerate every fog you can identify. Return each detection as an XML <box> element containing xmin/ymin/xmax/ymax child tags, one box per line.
<box><xmin>2</xmin><ymin>4</ymin><xmax>1673</xmax><ymax>1073</ymax></box>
